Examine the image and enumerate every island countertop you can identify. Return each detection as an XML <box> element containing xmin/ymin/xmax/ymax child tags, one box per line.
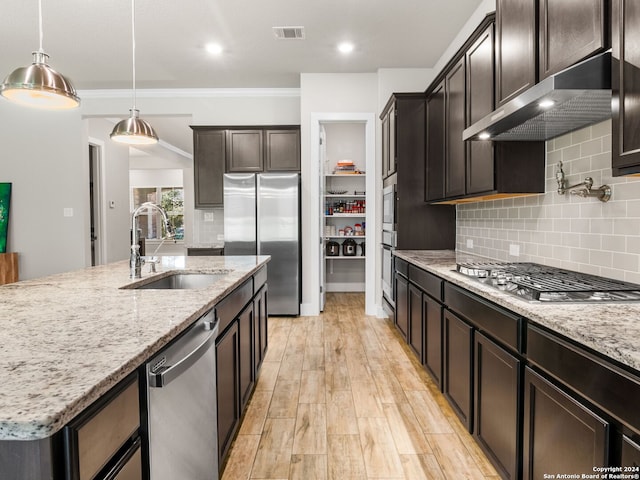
<box><xmin>0</xmin><ymin>255</ymin><xmax>269</xmax><ymax>441</ymax></box>
<box><xmin>394</xmin><ymin>250</ymin><xmax>640</xmax><ymax>374</ymax></box>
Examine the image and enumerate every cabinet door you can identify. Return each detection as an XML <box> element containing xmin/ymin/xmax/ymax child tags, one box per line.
<box><xmin>466</xmin><ymin>24</ymin><xmax>496</xmax><ymax>195</ymax></box>
<box><xmin>193</xmin><ymin>129</ymin><xmax>225</xmax><ymax>207</ymax></box>
<box><xmin>64</xmin><ymin>375</ymin><xmax>140</xmax><ymax>480</ymax></box>
<box><xmin>612</xmin><ymin>0</ymin><xmax>640</xmax><ymax>176</ymax></box>
<box><xmin>408</xmin><ymin>283</ymin><xmax>423</xmax><ymax>362</ymax></box>
<box><xmin>426</xmin><ymin>82</ymin><xmax>446</xmax><ymax>201</ymax></box>
<box><xmin>254</xmin><ymin>285</ymin><xmax>268</xmax><ymax>372</ymax></box>
<box><xmin>423</xmin><ymin>294</ymin><xmax>442</xmax><ymax>387</ymax></box>
<box><xmin>475</xmin><ymin>333</ymin><xmax>521</xmax><ymax>480</ymax></box>
<box><xmin>523</xmin><ymin>367</ymin><xmax>609</xmax><ymax>480</ymax></box>
<box><xmin>495</xmin><ymin>0</ymin><xmax>537</xmax><ymax>106</ymax></box>
<box><xmin>226</xmin><ymin>130</ymin><xmax>263</xmax><ymax>172</ymax></box>
<box><xmin>381</xmin><ymin>112</ymin><xmax>390</xmax><ymax>179</ymax></box>
<box><xmin>622</xmin><ymin>435</ymin><xmax>640</xmax><ymax>467</ymax></box>
<box><xmin>265</xmin><ymin>129</ymin><xmax>300</xmax><ymax>171</ymax></box>
<box><xmin>216</xmin><ymin>321</ymin><xmax>240</xmax><ymax>466</ymax></box>
<box><xmin>238</xmin><ymin>302</ymin><xmax>255</xmax><ymax>411</ymax></box>
<box><xmin>443</xmin><ymin>310</ymin><xmax>473</xmax><ymax>431</ymax></box>
<box><xmin>389</xmin><ymin>104</ymin><xmax>397</xmax><ymax>177</ymax></box>
<box><xmin>445</xmin><ymin>59</ymin><xmax>466</xmax><ymax>198</ymax></box>
<box><xmin>394</xmin><ymin>273</ymin><xmax>409</xmax><ymax>340</ymax></box>
<box><xmin>539</xmin><ymin>0</ymin><xmax>607</xmax><ymax>79</ymax></box>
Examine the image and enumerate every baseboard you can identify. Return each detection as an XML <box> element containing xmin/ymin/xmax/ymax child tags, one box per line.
<box><xmin>325</xmin><ymin>282</ymin><xmax>365</xmax><ymax>292</ymax></box>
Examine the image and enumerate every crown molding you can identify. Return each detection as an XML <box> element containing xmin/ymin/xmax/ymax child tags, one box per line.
<box><xmin>78</xmin><ymin>88</ymin><xmax>301</xmax><ymax>99</ymax></box>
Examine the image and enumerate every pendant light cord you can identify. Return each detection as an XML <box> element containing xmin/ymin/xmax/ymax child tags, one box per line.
<box><xmin>131</xmin><ymin>0</ymin><xmax>137</xmax><ymax>111</ymax></box>
<box><xmin>38</xmin><ymin>0</ymin><xmax>44</xmax><ymax>53</ymax></box>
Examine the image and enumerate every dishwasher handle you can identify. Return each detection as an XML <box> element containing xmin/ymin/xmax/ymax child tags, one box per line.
<box><xmin>148</xmin><ymin>318</ymin><xmax>218</xmax><ymax>388</ymax></box>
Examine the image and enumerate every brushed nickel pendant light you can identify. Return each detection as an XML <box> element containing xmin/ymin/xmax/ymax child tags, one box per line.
<box><xmin>0</xmin><ymin>0</ymin><xmax>80</xmax><ymax>109</ymax></box>
<box><xmin>110</xmin><ymin>0</ymin><xmax>158</xmax><ymax>145</ymax></box>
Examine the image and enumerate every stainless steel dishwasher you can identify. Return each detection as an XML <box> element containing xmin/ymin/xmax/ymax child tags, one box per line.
<box><xmin>146</xmin><ymin>309</ymin><xmax>219</xmax><ymax>480</ymax></box>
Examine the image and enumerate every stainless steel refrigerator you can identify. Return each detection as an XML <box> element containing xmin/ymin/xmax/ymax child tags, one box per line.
<box><xmin>223</xmin><ymin>173</ymin><xmax>301</xmax><ymax>315</ymax></box>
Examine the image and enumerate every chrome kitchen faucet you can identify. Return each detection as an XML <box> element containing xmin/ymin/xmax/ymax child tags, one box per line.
<box><xmin>130</xmin><ymin>202</ymin><xmax>173</xmax><ymax>278</ymax></box>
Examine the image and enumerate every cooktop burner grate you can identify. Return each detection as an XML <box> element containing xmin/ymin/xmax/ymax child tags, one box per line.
<box><xmin>455</xmin><ymin>261</ymin><xmax>640</xmax><ymax>302</ymax></box>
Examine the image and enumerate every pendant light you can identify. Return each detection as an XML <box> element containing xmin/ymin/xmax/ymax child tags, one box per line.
<box><xmin>0</xmin><ymin>0</ymin><xmax>80</xmax><ymax>109</ymax></box>
<box><xmin>110</xmin><ymin>0</ymin><xmax>158</xmax><ymax>145</ymax></box>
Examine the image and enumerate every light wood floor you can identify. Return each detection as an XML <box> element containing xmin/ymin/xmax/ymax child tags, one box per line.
<box><xmin>221</xmin><ymin>293</ymin><xmax>499</xmax><ymax>480</ymax></box>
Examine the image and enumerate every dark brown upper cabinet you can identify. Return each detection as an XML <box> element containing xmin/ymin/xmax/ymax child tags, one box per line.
<box><xmin>495</xmin><ymin>0</ymin><xmax>537</xmax><ymax>106</ymax></box>
<box><xmin>192</xmin><ymin>128</ymin><xmax>226</xmax><ymax>208</ymax></box>
<box><xmin>424</xmin><ymin>13</ymin><xmax>545</xmax><ymax>204</ymax></box>
<box><xmin>265</xmin><ymin>129</ymin><xmax>300</xmax><ymax>171</ymax></box>
<box><xmin>380</xmin><ymin>104</ymin><xmax>397</xmax><ymax>179</ymax></box>
<box><xmin>612</xmin><ymin>0</ymin><xmax>640</xmax><ymax>176</ymax></box>
<box><xmin>466</xmin><ymin>24</ymin><xmax>496</xmax><ymax>195</ymax></box>
<box><xmin>226</xmin><ymin>129</ymin><xmax>264</xmax><ymax>172</ymax></box>
<box><xmin>445</xmin><ymin>59</ymin><xmax>467</xmax><ymax>198</ymax></box>
<box><xmin>382</xmin><ymin>93</ymin><xmax>455</xmax><ymax>250</ymax></box>
<box><xmin>425</xmin><ymin>82</ymin><xmax>446</xmax><ymax>202</ymax></box>
<box><xmin>539</xmin><ymin>0</ymin><xmax>608</xmax><ymax>79</ymax></box>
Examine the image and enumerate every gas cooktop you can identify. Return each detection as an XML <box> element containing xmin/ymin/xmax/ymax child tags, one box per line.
<box><xmin>456</xmin><ymin>261</ymin><xmax>640</xmax><ymax>302</ymax></box>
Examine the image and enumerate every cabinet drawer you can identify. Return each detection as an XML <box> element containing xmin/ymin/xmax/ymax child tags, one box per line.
<box><xmin>66</xmin><ymin>375</ymin><xmax>140</xmax><ymax>480</ymax></box>
<box><xmin>527</xmin><ymin>325</ymin><xmax>640</xmax><ymax>432</ymax></box>
<box><xmin>216</xmin><ymin>278</ymin><xmax>253</xmax><ymax>334</ymax></box>
<box><xmin>409</xmin><ymin>265</ymin><xmax>442</xmax><ymax>300</ymax></box>
<box><xmin>395</xmin><ymin>257</ymin><xmax>408</xmax><ymax>277</ymax></box>
<box><xmin>444</xmin><ymin>283</ymin><xmax>522</xmax><ymax>352</ymax></box>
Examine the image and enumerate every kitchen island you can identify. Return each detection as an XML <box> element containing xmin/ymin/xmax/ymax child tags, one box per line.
<box><xmin>0</xmin><ymin>255</ymin><xmax>269</xmax><ymax>478</ymax></box>
<box><xmin>393</xmin><ymin>250</ymin><xmax>640</xmax><ymax>478</ymax></box>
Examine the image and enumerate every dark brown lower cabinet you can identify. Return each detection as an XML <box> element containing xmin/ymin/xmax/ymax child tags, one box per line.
<box><xmin>238</xmin><ymin>303</ymin><xmax>255</xmax><ymax>411</ymax></box>
<box><xmin>443</xmin><ymin>310</ymin><xmax>473</xmax><ymax>431</ymax></box>
<box><xmin>254</xmin><ymin>285</ymin><xmax>268</xmax><ymax>372</ymax></box>
<box><xmin>523</xmin><ymin>367</ymin><xmax>609</xmax><ymax>480</ymax></box>
<box><xmin>423</xmin><ymin>294</ymin><xmax>443</xmax><ymax>387</ymax></box>
<box><xmin>395</xmin><ymin>272</ymin><xmax>409</xmax><ymax>340</ymax></box>
<box><xmin>408</xmin><ymin>284</ymin><xmax>423</xmax><ymax>361</ymax></box>
<box><xmin>215</xmin><ymin>321</ymin><xmax>240</xmax><ymax>466</ymax></box>
<box><xmin>475</xmin><ymin>332</ymin><xmax>521</xmax><ymax>480</ymax></box>
<box><xmin>622</xmin><ymin>435</ymin><xmax>640</xmax><ymax>467</ymax></box>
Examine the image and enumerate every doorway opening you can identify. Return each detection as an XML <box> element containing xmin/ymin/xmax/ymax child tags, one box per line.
<box><xmin>88</xmin><ymin>143</ymin><xmax>105</xmax><ymax>266</ymax></box>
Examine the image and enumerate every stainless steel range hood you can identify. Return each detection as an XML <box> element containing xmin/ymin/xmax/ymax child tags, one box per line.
<box><xmin>463</xmin><ymin>51</ymin><xmax>611</xmax><ymax>141</ymax></box>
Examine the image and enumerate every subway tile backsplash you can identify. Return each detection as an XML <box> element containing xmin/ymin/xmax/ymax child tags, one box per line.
<box><xmin>456</xmin><ymin>119</ymin><xmax>640</xmax><ymax>284</ymax></box>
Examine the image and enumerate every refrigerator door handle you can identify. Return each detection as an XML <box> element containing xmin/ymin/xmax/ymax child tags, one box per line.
<box><xmin>256</xmin><ymin>174</ymin><xmax>261</xmax><ymax>256</ymax></box>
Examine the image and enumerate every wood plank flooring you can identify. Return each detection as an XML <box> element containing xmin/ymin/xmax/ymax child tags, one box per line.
<box><xmin>222</xmin><ymin>293</ymin><xmax>499</xmax><ymax>480</ymax></box>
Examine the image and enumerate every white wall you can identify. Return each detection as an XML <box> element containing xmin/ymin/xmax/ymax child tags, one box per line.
<box><xmin>87</xmin><ymin>118</ymin><xmax>132</xmax><ymax>264</ymax></box>
<box><xmin>0</xmin><ymin>100</ymin><xmax>87</xmax><ymax>280</ymax></box>
<box><xmin>300</xmin><ymin>73</ymin><xmax>379</xmax><ymax>315</ymax></box>
<box><xmin>377</xmin><ymin>68</ymin><xmax>436</xmax><ymax>111</ymax></box>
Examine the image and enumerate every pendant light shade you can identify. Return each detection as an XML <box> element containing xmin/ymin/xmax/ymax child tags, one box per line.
<box><xmin>110</xmin><ymin>0</ymin><xmax>158</xmax><ymax>145</ymax></box>
<box><xmin>111</xmin><ymin>109</ymin><xmax>158</xmax><ymax>145</ymax></box>
<box><xmin>0</xmin><ymin>1</ymin><xmax>79</xmax><ymax>110</ymax></box>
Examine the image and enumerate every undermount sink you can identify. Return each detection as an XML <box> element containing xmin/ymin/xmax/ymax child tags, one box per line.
<box><xmin>129</xmin><ymin>272</ymin><xmax>227</xmax><ymax>290</ymax></box>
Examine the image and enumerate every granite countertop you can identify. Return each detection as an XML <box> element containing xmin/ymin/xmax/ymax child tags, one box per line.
<box><xmin>394</xmin><ymin>250</ymin><xmax>640</xmax><ymax>374</ymax></box>
<box><xmin>0</xmin><ymin>255</ymin><xmax>269</xmax><ymax>441</ymax></box>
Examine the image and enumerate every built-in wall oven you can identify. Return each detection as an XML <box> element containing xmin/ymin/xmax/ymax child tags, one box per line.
<box><xmin>382</xmin><ymin>183</ymin><xmax>397</xmax><ymax>311</ymax></box>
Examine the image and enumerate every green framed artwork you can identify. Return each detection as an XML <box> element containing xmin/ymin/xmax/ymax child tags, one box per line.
<box><xmin>0</xmin><ymin>183</ymin><xmax>11</xmax><ymax>254</ymax></box>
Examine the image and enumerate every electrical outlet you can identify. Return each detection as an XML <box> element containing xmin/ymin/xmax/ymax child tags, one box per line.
<box><xmin>217</xmin><ymin>234</ymin><xmax>224</xmax><ymax>241</ymax></box>
<box><xmin>63</xmin><ymin>208</ymin><xmax>74</xmax><ymax>217</ymax></box>
<box><xmin>466</xmin><ymin>239</ymin><xmax>473</xmax><ymax>249</ymax></box>
<box><xmin>204</xmin><ymin>212</ymin><xmax>214</xmax><ymax>222</ymax></box>
<box><xmin>509</xmin><ymin>244</ymin><xmax>520</xmax><ymax>257</ymax></box>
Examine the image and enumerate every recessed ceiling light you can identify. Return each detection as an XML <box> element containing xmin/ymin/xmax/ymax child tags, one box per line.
<box><xmin>206</xmin><ymin>43</ymin><xmax>223</xmax><ymax>55</ymax></box>
<box><xmin>539</xmin><ymin>99</ymin><xmax>555</xmax><ymax>109</ymax></box>
<box><xmin>338</xmin><ymin>42</ymin><xmax>354</xmax><ymax>54</ymax></box>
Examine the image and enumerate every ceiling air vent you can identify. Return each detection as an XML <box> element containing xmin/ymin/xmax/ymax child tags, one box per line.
<box><xmin>272</xmin><ymin>26</ymin><xmax>305</xmax><ymax>40</ymax></box>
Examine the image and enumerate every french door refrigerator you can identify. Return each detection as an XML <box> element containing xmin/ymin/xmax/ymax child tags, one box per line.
<box><xmin>223</xmin><ymin>173</ymin><xmax>301</xmax><ymax>315</ymax></box>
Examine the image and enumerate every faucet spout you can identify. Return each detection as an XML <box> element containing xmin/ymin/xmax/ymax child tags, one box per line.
<box><xmin>130</xmin><ymin>202</ymin><xmax>174</xmax><ymax>279</ymax></box>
